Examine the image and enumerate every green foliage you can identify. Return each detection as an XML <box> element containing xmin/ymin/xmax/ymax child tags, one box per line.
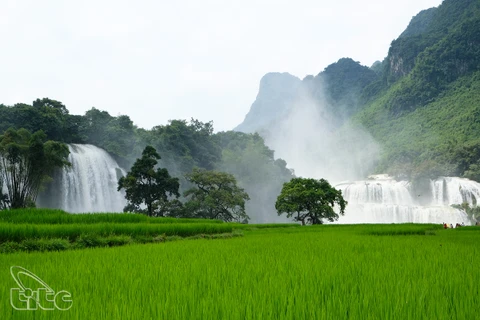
<box><xmin>0</xmin><ymin>238</ymin><xmax>71</xmax><ymax>253</ymax></box>
<box><xmin>118</xmin><ymin>146</ymin><xmax>180</xmax><ymax>216</ymax></box>
<box><xmin>276</xmin><ymin>178</ymin><xmax>347</xmax><ymax>225</ymax></box>
<box><xmin>385</xmin><ymin>16</ymin><xmax>480</xmax><ymax>115</ymax></box>
<box><xmin>0</xmin><ymin>102</ymin><xmax>138</xmax><ymax>167</ymax></box>
<box><xmin>184</xmin><ymin>168</ymin><xmax>250</xmax><ymax>222</ymax></box>
<box><xmin>321</xmin><ymin>58</ymin><xmax>378</xmax><ymax>115</ymax></box>
<box><xmin>0</xmin><ymin>128</ymin><xmax>70</xmax><ymax>209</ymax></box>
<box><xmin>384</xmin><ymin>0</ymin><xmax>480</xmax><ymax>85</ymax></box>
<box><xmin>342</xmin><ymin>0</ymin><xmax>480</xmax><ymax>181</ymax></box>
<box><xmin>305</xmin><ymin>58</ymin><xmax>379</xmax><ymax>119</ymax></box>
<box><xmin>356</xmin><ymin>70</ymin><xmax>480</xmax><ymax>180</ymax></box>
<box><xmin>145</xmin><ymin>119</ymin><xmax>222</xmax><ymax>189</ymax></box>
<box><xmin>80</xmin><ymin>108</ymin><xmax>137</xmax><ymax>167</ymax></box>
<box><xmin>398</xmin><ymin>8</ymin><xmax>437</xmax><ymax>38</ymax></box>
<box><xmin>0</xmin><ymin>98</ymin><xmax>291</xmax><ymax>221</ymax></box>
<box><xmin>0</xmin><ymin>99</ymin><xmax>85</xmax><ymax>143</ymax></box>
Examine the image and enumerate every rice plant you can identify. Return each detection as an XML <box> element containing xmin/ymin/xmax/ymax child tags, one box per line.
<box><xmin>0</xmin><ymin>222</ymin><xmax>233</xmax><ymax>243</ymax></box>
<box><xmin>0</xmin><ymin>208</ymin><xmax>224</xmax><ymax>224</ymax></box>
<box><xmin>0</xmin><ymin>225</ymin><xmax>478</xmax><ymax>319</ymax></box>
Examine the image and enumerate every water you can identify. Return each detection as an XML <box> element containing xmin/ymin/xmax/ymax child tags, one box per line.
<box><xmin>430</xmin><ymin>177</ymin><xmax>480</xmax><ymax>206</ymax></box>
<box><xmin>38</xmin><ymin>144</ymin><xmax>126</xmax><ymax>213</ymax></box>
<box><xmin>336</xmin><ymin>175</ymin><xmax>471</xmax><ymax>224</ymax></box>
<box><xmin>36</xmin><ymin>144</ymin><xmax>478</xmax><ymax>223</ymax></box>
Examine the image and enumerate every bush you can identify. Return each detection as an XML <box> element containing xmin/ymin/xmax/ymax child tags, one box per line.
<box><xmin>75</xmin><ymin>234</ymin><xmax>107</xmax><ymax>249</ymax></box>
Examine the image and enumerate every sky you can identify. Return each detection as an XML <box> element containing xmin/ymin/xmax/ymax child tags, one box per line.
<box><xmin>0</xmin><ymin>0</ymin><xmax>443</xmax><ymax>132</ymax></box>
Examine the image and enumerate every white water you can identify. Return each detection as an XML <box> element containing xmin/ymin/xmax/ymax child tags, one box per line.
<box><xmin>336</xmin><ymin>175</ymin><xmax>471</xmax><ymax>224</ymax></box>
<box><xmin>38</xmin><ymin>144</ymin><xmax>126</xmax><ymax>213</ymax></box>
<box><xmin>430</xmin><ymin>177</ymin><xmax>480</xmax><ymax>206</ymax></box>
<box><xmin>35</xmin><ymin>144</ymin><xmax>480</xmax><ymax>224</ymax></box>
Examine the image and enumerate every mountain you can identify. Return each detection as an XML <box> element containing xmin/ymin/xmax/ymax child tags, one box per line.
<box><xmin>234</xmin><ymin>58</ymin><xmax>381</xmax><ymax>182</ymax></box>
<box><xmin>356</xmin><ymin>0</ymin><xmax>480</xmax><ymax>181</ymax></box>
<box><xmin>235</xmin><ymin>0</ymin><xmax>480</xmax><ymax>183</ymax></box>
<box><xmin>234</xmin><ymin>72</ymin><xmax>301</xmax><ymax>133</ymax></box>
<box><xmin>236</xmin><ymin>59</ymin><xmax>378</xmax><ymax>134</ymax></box>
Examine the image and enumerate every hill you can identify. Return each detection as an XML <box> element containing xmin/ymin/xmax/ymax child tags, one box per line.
<box><xmin>355</xmin><ymin>0</ymin><xmax>480</xmax><ymax>181</ymax></box>
<box><xmin>235</xmin><ymin>0</ymin><xmax>480</xmax><ymax>183</ymax></box>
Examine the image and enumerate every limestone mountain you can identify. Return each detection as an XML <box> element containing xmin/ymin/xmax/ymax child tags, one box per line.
<box><xmin>234</xmin><ymin>72</ymin><xmax>302</xmax><ymax>134</ymax></box>
<box><xmin>235</xmin><ymin>0</ymin><xmax>480</xmax><ymax>182</ymax></box>
<box><xmin>236</xmin><ymin>58</ymin><xmax>379</xmax><ymax>137</ymax></box>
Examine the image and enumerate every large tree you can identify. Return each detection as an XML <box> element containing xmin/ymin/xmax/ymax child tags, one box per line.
<box><xmin>118</xmin><ymin>146</ymin><xmax>180</xmax><ymax>216</ymax></box>
<box><xmin>275</xmin><ymin>178</ymin><xmax>347</xmax><ymax>225</ymax></box>
<box><xmin>184</xmin><ymin>168</ymin><xmax>250</xmax><ymax>222</ymax></box>
<box><xmin>0</xmin><ymin>128</ymin><xmax>70</xmax><ymax>209</ymax></box>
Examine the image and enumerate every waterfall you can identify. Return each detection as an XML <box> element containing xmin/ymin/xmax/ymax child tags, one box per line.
<box><xmin>38</xmin><ymin>144</ymin><xmax>126</xmax><ymax>213</ymax></box>
<box><xmin>338</xmin><ymin>177</ymin><xmax>412</xmax><ymax>205</ymax></box>
<box><xmin>430</xmin><ymin>177</ymin><xmax>480</xmax><ymax>206</ymax></box>
<box><xmin>335</xmin><ymin>175</ymin><xmax>471</xmax><ymax>224</ymax></box>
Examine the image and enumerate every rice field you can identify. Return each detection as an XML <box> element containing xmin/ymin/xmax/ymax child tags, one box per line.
<box><xmin>0</xmin><ymin>209</ymin><xmax>300</xmax><ymax>253</ymax></box>
<box><xmin>0</xmin><ymin>209</ymin><xmax>224</xmax><ymax>224</ymax></box>
<box><xmin>0</xmin><ymin>222</ymin><xmax>234</xmax><ymax>243</ymax></box>
<box><xmin>1</xmin><ymin>223</ymin><xmax>478</xmax><ymax>319</ymax></box>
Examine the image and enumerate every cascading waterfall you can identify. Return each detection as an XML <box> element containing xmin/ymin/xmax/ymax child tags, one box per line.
<box><xmin>430</xmin><ymin>177</ymin><xmax>480</xmax><ymax>206</ymax></box>
<box><xmin>35</xmin><ymin>144</ymin><xmax>480</xmax><ymax>223</ymax></box>
<box><xmin>335</xmin><ymin>174</ymin><xmax>471</xmax><ymax>224</ymax></box>
<box><xmin>38</xmin><ymin>144</ymin><xmax>126</xmax><ymax>213</ymax></box>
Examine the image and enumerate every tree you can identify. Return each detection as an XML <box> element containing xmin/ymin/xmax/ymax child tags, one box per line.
<box><xmin>32</xmin><ymin>98</ymin><xmax>70</xmax><ymax>142</ymax></box>
<box><xmin>184</xmin><ymin>168</ymin><xmax>250</xmax><ymax>222</ymax></box>
<box><xmin>0</xmin><ymin>128</ymin><xmax>70</xmax><ymax>209</ymax></box>
<box><xmin>275</xmin><ymin>178</ymin><xmax>347</xmax><ymax>225</ymax></box>
<box><xmin>33</xmin><ymin>98</ymin><xmax>69</xmax><ymax>115</ymax></box>
<box><xmin>215</xmin><ymin>131</ymin><xmax>293</xmax><ymax>222</ymax></box>
<box><xmin>118</xmin><ymin>146</ymin><xmax>180</xmax><ymax>216</ymax></box>
<box><xmin>148</xmin><ymin>119</ymin><xmax>221</xmax><ymax>177</ymax></box>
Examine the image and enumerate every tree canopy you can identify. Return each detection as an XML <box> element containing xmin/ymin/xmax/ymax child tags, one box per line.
<box><xmin>216</xmin><ymin>131</ymin><xmax>293</xmax><ymax>222</ymax></box>
<box><xmin>0</xmin><ymin>128</ymin><xmax>70</xmax><ymax>209</ymax></box>
<box><xmin>118</xmin><ymin>146</ymin><xmax>180</xmax><ymax>217</ymax></box>
<box><xmin>184</xmin><ymin>168</ymin><xmax>250</xmax><ymax>222</ymax></box>
<box><xmin>275</xmin><ymin>178</ymin><xmax>347</xmax><ymax>225</ymax></box>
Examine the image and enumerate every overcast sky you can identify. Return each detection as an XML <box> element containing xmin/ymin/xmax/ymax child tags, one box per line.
<box><xmin>1</xmin><ymin>0</ymin><xmax>442</xmax><ymax>131</ymax></box>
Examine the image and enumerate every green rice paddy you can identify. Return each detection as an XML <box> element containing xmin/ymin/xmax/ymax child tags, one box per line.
<box><xmin>0</xmin><ymin>210</ymin><xmax>478</xmax><ymax>319</ymax></box>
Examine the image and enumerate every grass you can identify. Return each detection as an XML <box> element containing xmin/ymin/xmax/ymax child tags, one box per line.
<box><xmin>230</xmin><ymin>223</ymin><xmax>301</xmax><ymax>230</ymax></box>
<box><xmin>0</xmin><ymin>209</ymin><xmax>236</xmax><ymax>253</ymax></box>
<box><xmin>0</xmin><ymin>209</ymin><xmax>477</xmax><ymax>318</ymax></box>
<box><xmin>0</xmin><ymin>208</ymin><xmax>224</xmax><ymax>224</ymax></box>
<box><xmin>0</xmin><ymin>224</ymin><xmax>478</xmax><ymax>319</ymax></box>
<box><xmin>0</xmin><ymin>222</ymin><xmax>233</xmax><ymax>243</ymax></box>
<box><xmin>360</xmin><ymin>223</ymin><xmax>442</xmax><ymax>235</ymax></box>
<box><xmin>0</xmin><ymin>209</ymin><xmax>300</xmax><ymax>253</ymax></box>
<box><xmin>0</xmin><ymin>232</ymin><xmax>245</xmax><ymax>253</ymax></box>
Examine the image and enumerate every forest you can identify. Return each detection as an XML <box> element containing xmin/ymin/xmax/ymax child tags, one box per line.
<box><xmin>0</xmin><ymin>98</ymin><xmax>294</xmax><ymax>222</ymax></box>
